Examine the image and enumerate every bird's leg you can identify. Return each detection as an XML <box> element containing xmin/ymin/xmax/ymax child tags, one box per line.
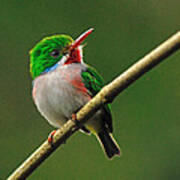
<box><xmin>71</xmin><ymin>113</ymin><xmax>79</xmax><ymax>125</ymax></box>
<box><xmin>71</xmin><ymin>113</ymin><xmax>82</xmax><ymax>131</ymax></box>
<box><xmin>48</xmin><ymin>113</ymin><xmax>79</xmax><ymax>145</ymax></box>
<box><xmin>48</xmin><ymin>130</ymin><xmax>57</xmax><ymax>145</ymax></box>
<box><xmin>71</xmin><ymin>113</ymin><xmax>77</xmax><ymax>121</ymax></box>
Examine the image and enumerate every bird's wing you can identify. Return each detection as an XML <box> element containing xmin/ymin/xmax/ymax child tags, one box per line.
<box><xmin>81</xmin><ymin>65</ymin><xmax>113</xmax><ymax>132</ymax></box>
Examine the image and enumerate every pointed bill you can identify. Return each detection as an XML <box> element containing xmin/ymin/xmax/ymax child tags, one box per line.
<box><xmin>60</xmin><ymin>28</ymin><xmax>94</xmax><ymax>65</ymax></box>
<box><xmin>70</xmin><ymin>28</ymin><xmax>94</xmax><ymax>51</ymax></box>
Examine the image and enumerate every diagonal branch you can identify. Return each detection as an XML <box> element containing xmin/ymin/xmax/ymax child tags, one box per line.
<box><xmin>7</xmin><ymin>31</ymin><xmax>180</xmax><ymax>180</ymax></box>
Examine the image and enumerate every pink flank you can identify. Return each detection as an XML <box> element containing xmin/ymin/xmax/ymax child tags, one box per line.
<box><xmin>70</xmin><ymin>78</ymin><xmax>90</xmax><ymax>98</ymax></box>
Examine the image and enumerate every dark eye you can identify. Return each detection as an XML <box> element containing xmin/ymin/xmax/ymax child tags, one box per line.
<box><xmin>50</xmin><ymin>50</ymin><xmax>60</xmax><ymax>57</ymax></box>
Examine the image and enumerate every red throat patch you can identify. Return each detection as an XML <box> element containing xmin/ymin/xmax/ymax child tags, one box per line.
<box><xmin>64</xmin><ymin>48</ymin><xmax>82</xmax><ymax>65</ymax></box>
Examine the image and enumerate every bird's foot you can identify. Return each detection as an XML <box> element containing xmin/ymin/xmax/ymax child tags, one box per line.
<box><xmin>71</xmin><ymin>113</ymin><xmax>79</xmax><ymax>126</ymax></box>
<box><xmin>48</xmin><ymin>130</ymin><xmax>57</xmax><ymax>145</ymax></box>
<box><xmin>71</xmin><ymin>113</ymin><xmax>77</xmax><ymax>121</ymax></box>
<box><xmin>71</xmin><ymin>113</ymin><xmax>81</xmax><ymax>132</ymax></box>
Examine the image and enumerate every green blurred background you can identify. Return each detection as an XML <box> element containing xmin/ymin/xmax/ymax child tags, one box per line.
<box><xmin>1</xmin><ymin>0</ymin><xmax>180</xmax><ymax>179</ymax></box>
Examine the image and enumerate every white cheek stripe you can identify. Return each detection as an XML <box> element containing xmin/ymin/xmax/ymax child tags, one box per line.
<box><xmin>58</xmin><ymin>55</ymin><xmax>68</xmax><ymax>66</ymax></box>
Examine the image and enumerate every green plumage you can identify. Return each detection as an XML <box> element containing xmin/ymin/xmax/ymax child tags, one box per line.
<box><xmin>30</xmin><ymin>35</ymin><xmax>73</xmax><ymax>79</ymax></box>
<box><xmin>81</xmin><ymin>66</ymin><xmax>119</xmax><ymax>158</ymax></box>
<box><xmin>81</xmin><ymin>65</ymin><xmax>113</xmax><ymax>133</ymax></box>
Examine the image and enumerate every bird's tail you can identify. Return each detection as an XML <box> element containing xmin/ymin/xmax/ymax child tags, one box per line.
<box><xmin>96</xmin><ymin>129</ymin><xmax>120</xmax><ymax>159</ymax></box>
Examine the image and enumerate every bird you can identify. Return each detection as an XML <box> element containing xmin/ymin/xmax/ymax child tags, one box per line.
<box><xmin>29</xmin><ymin>28</ymin><xmax>120</xmax><ymax>159</ymax></box>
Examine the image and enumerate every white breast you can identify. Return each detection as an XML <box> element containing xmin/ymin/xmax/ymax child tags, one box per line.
<box><xmin>32</xmin><ymin>63</ymin><xmax>90</xmax><ymax>128</ymax></box>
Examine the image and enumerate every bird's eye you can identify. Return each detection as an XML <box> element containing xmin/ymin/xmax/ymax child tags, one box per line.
<box><xmin>50</xmin><ymin>50</ymin><xmax>60</xmax><ymax>58</ymax></box>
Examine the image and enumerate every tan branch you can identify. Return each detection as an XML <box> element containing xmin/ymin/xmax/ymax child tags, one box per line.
<box><xmin>7</xmin><ymin>31</ymin><xmax>180</xmax><ymax>180</ymax></box>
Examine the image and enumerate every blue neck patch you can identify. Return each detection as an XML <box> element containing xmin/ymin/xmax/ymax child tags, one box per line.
<box><xmin>32</xmin><ymin>63</ymin><xmax>59</xmax><ymax>87</ymax></box>
<box><xmin>43</xmin><ymin>63</ymin><xmax>59</xmax><ymax>73</ymax></box>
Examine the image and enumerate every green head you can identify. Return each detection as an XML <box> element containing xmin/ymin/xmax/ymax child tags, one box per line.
<box><xmin>29</xmin><ymin>28</ymin><xmax>94</xmax><ymax>79</ymax></box>
<box><xmin>29</xmin><ymin>35</ymin><xmax>73</xmax><ymax>79</ymax></box>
